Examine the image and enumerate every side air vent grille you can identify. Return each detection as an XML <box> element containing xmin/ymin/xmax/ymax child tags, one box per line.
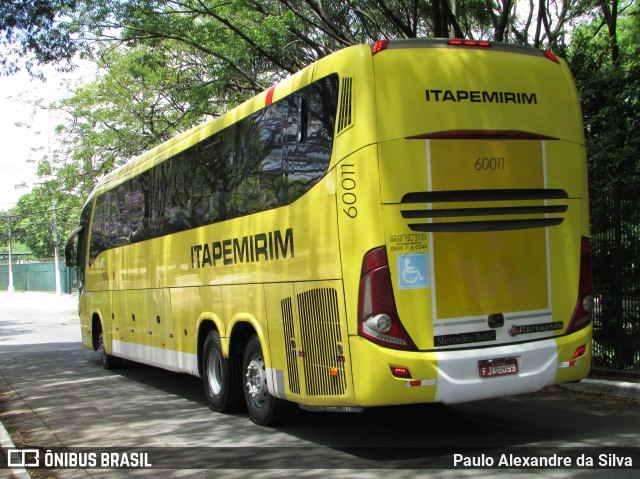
<box><xmin>401</xmin><ymin>189</ymin><xmax>569</xmax><ymax>233</ymax></box>
<box><xmin>336</xmin><ymin>77</ymin><xmax>353</xmax><ymax>134</ymax></box>
<box><xmin>297</xmin><ymin>288</ymin><xmax>346</xmax><ymax>396</ymax></box>
<box><xmin>281</xmin><ymin>297</ymin><xmax>300</xmax><ymax>394</ymax></box>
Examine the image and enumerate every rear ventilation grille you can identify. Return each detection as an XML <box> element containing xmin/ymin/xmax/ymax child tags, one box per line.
<box><xmin>337</xmin><ymin>77</ymin><xmax>353</xmax><ymax>134</ymax></box>
<box><xmin>401</xmin><ymin>189</ymin><xmax>569</xmax><ymax>233</ymax></box>
<box><xmin>297</xmin><ymin>288</ymin><xmax>346</xmax><ymax>396</ymax></box>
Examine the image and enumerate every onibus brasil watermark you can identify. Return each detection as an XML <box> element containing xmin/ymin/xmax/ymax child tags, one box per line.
<box><xmin>7</xmin><ymin>448</ymin><xmax>152</xmax><ymax>469</ymax></box>
<box><xmin>3</xmin><ymin>446</ymin><xmax>637</xmax><ymax>470</ymax></box>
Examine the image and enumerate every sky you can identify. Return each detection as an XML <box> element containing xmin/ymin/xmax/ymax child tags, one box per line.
<box><xmin>0</xmin><ymin>64</ymin><xmax>94</xmax><ymax>211</ymax></box>
<box><xmin>0</xmin><ymin>71</ymin><xmax>42</xmax><ymax>210</ymax></box>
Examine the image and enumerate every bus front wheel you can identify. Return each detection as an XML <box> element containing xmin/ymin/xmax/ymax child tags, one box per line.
<box><xmin>202</xmin><ymin>330</ymin><xmax>243</xmax><ymax>413</ymax></box>
<box><xmin>97</xmin><ymin>329</ymin><xmax>121</xmax><ymax>370</ymax></box>
<box><xmin>242</xmin><ymin>335</ymin><xmax>291</xmax><ymax>426</ymax></box>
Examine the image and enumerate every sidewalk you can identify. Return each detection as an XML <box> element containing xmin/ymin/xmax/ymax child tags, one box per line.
<box><xmin>559</xmin><ymin>377</ymin><xmax>640</xmax><ymax>401</ymax></box>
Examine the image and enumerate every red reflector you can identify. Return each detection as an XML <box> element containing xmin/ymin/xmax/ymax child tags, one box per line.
<box><xmin>448</xmin><ymin>39</ymin><xmax>491</xmax><ymax>48</ymax></box>
<box><xmin>542</xmin><ymin>50</ymin><xmax>560</xmax><ymax>64</ymax></box>
<box><xmin>391</xmin><ymin>367</ymin><xmax>412</xmax><ymax>379</ymax></box>
<box><xmin>265</xmin><ymin>85</ymin><xmax>276</xmax><ymax>106</ymax></box>
<box><xmin>372</xmin><ymin>40</ymin><xmax>389</xmax><ymax>55</ymax></box>
<box><xmin>573</xmin><ymin>345</ymin><xmax>587</xmax><ymax>359</ymax></box>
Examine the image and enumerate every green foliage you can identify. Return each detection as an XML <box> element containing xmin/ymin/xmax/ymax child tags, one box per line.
<box><xmin>1</xmin><ymin>184</ymin><xmax>82</xmax><ymax>259</ymax></box>
<box><xmin>4</xmin><ymin>0</ymin><xmax>640</xmax><ymax>256</ymax></box>
<box><xmin>0</xmin><ymin>0</ymin><xmax>80</xmax><ymax>76</ymax></box>
<box><xmin>37</xmin><ymin>1</ymin><xmax>547</xmax><ymax>197</ymax></box>
<box><xmin>567</xmin><ymin>1</ymin><xmax>640</xmax><ymax>194</ymax></box>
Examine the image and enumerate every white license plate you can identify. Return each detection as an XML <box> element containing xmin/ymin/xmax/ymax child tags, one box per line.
<box><xmin>478</xmin><ymin>357</ymin><xmax>519</xmax><ymax>378</ymax></box>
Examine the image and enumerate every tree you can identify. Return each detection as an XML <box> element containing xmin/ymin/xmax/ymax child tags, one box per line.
<box><xmin>7</xmin><ymin>184</ymin><xmax>82</xmax><ymax>259</ymax></box>
<box><xmin>35</xmin><ymin>1</ymin><xmax>590</xmax><ymax>195</ymax></box>
<box><xmin>0</xmin><ymin>0</ymin><xmax>80</xmax><ymax>76</ymax></box>
<box><xmin>567</xmin><ymin>0</ymin><xmax>640</xmax><ymax>193</ymax></box>
<box><xmin>12</xmin><ymin>0</ymin><xmax>640</xmax><ymax>223</ymax></box>
<box><xmin>45</xmin><ymin>39</ymin><xmax>235</xmax><ymax>198</ymax></box>
<box><xmin>0</xmin><ymin>211</ymin><xmax>22</xmax><ymax>255</ymax></box>
<box><xmin>5</xmin><ymin>0</ymin><xmax>583</xmax><ymax>77</ymax></box>
<box><xmin>567</xmin><ymin>0</ymin><xmax>640</xmax><ymax>370</ymax></box>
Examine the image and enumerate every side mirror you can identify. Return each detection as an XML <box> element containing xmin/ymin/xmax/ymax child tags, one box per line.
<box><xmin>64</xmin><ymin>226</ymin><xmax>83</xmax><ymax>267</ymax></box>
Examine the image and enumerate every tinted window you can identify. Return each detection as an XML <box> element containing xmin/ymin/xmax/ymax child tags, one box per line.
<box><xmin>88</xmin><ymin>74</ymin><xmax>338</xmax><ymax>263</ymax></box>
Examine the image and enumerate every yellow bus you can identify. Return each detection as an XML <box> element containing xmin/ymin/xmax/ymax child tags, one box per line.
<box><xmin>65</xmin><ymin>38</ymin><xmax>593</xmax><ymax>426</ymax></box>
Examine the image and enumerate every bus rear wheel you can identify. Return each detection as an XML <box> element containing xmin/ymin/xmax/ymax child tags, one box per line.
<box><xmin>202</xmin><ymin>330</ymin><xmax>243</xmax><ymax>413</ymax></box>
<box><xmin>242</xmin><ymin>335</ymin><xmax>291</xmax><ymax>426</ymax></box>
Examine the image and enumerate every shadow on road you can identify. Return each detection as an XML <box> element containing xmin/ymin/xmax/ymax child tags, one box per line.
<box><xmin>2</xmin><ymin>340</ymin><xmax>639</xmax><ymax>471</ymax></box>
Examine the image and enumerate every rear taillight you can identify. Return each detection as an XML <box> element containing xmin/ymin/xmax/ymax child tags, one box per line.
<box><xmin>567</xmin><ymin>237</ymin><xmax>593</xmax><ymax>334</ymax></box>
<box><xmin>573</xmin><ymin>345</ymin><xmax>587</xmax><ymax>359</ymax></box>
<box><xmin>372</xmin><ymin>40</ymin><xmax>389</xmax><ymax>55</ymax></box>
<box><xmin>358</xmin><ymin>247</ymin><xmax>416</xmax><ymax>350</ymax></box>
<box><xmin>447</xmin><ymin>39</ymin><xmax>491</xmax><ymax>48</ymax></box>
<box><xmin>542</xmin><ymin>50</ymin><xmax>560</xmax><ymax>64</ymax></box>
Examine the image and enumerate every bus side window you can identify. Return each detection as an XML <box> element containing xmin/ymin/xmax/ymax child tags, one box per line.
<box><xmin>82</xmin><ymin>74</ymin><xmax>338</xmax><ymax>260</ymax></box>
<box><xmin>89</xmin><ymin>192</ymin><xmax>111</xmax><ymax>265</ymax></box>
<box><xmin>282</xmin><ymin>95</ymin><xmax>306</xmax><ymax>144</ymax></box>
<box><xmin>297</xmin><ymin>96</ymin><xmax>308</xmax><ymax>143</ymax></box>
<box><xmin>283</xmin><ymin>75</ymin><xmax>338</xmax><ymax>202</ymax></box>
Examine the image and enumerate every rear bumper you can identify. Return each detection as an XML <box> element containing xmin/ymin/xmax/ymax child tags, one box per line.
<box><xmin>348</xmin><ymin>324</ymin><xmax>591</xmax><ymax>407</ymax></box>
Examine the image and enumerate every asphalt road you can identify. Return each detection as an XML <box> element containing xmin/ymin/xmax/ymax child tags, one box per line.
<box><xmin>1</xmin><ymin>292</ymin><xmax>639</xmax><ymax>478</ymax></box>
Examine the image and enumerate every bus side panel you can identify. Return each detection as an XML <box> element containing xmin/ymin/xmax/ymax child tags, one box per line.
<box><xmin>111</xmin><ymin>288</ymin><xmax>178</xmax><ymax>371</ymax></box>
<box><xmin>264</xmin><ymin>282</ymin><xmax>295</xmax><ymax>399</ymax></box>
<box><xmin>80</xmin><ymin>292</ymin><xmax>111</xmax><ymax>352</ymax></box>
<box><xmin>112</xmin><ymin>289</ymin><xmax>142</xmax><ymax>360</ymax></box>
<box><xmin>334</xmin><ymin>145</ymin><xmax>386</xmax><ymax>337</ymax></box>
<box><xmin>79</xmin><ymin>292</ymin><xmax>94</xmax><ymax>350</ymax></box>
<box><xmin>546</xmin><ymin>141</ymin><xmax>589</xmax><ymax>199</ymax></box>
<box><xmin>222</xmin><ymin>283</ymin><xmax>268</xmax><ymax>359</ymax></box>
<box><xmin>170</xmin><ymin>286</ymin><xmax>225</xmax><ymax>376</ymax></box>
<box><xmin>83</xmin><ymin>248</ymin><xmax>114</xmax><ymax>354</ymax></box>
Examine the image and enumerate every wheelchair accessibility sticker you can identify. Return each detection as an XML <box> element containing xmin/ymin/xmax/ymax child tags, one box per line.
<box><xmin>397</xmin><ymin>253</ymin><xmax>430</xmax><ymax>289</ymax></box>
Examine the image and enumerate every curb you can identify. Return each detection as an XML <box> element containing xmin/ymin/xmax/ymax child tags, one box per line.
<box><xmin>0</xmin><ymin>419</ymin><xmax>30</xmax><ymax>479</ymax></box>
<box><xmin>559</xmin><ymin>379</ymin><xmax>640</xmax><ymax>401</ymax></box>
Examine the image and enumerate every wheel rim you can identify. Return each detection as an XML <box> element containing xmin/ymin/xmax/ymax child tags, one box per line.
<box><xmin>206</xmin><ymin>348</ymin><xmax>223</xmax><ymax>396</ymax></box>
<box><xmin>245</xmin><ymin>353</ymin><xmax>267</xmax><ymax>408</ymax></box>
<box><xmin>98</xmin><ymin>333</ymin><xmax>107</xmax><ymax>362</ymax></box>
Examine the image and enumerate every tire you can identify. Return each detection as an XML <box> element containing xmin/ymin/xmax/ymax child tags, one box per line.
<box><xmin>202</xmin><ymin>330</ymin><xmax>244</xmax><ymax>412</ymax></box>
<box><xmin>97</xmin><ymin>329</ymin><xmax>121</xmax><ymax>370</ymax></box>
<box><xmin>242</xmin><ymin>335</ymin><xmax>292</xmax><ymax>426</ymax></box>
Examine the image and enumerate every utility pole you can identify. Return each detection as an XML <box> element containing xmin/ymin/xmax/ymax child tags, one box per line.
<box><xmin>7</xmin><ymin>212</ymin><xmax>14</xmax><ymax>292</ymax></box>
<box><xmin>52</xmin><ymin>201</ymin><xmax>62</xmax><ymax>295</ymax></box>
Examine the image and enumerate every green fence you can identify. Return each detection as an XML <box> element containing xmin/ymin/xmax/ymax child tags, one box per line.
<box><xmin>0</xmin><ymin>262</ymin><xmax>74</xmax><ymax>294</ymax></box>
